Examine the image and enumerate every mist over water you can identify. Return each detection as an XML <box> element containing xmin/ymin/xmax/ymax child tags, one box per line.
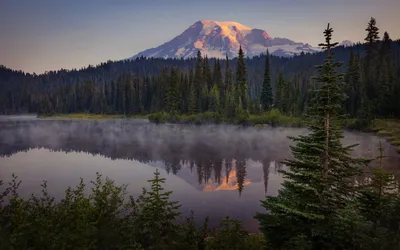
<box><xmin>0</xmin><ymin>116</ymin><xmax>399</xmax><ymax>231</ymax></box>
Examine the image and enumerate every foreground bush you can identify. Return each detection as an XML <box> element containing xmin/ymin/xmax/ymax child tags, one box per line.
<box><xmin>0</xmin><ymin>170</ymin><xmax>264</xmax><ymax>250</ymax></box>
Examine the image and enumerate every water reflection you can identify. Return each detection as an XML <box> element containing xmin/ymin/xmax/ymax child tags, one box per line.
<box><xmin>1</xmin><ymin>119</ymin><xmax>400</xmax><ymax>195</ymax></box>
<box><xmin>1</xmin><ymin>118</ymin><xmax>399</xmax><ymax>231</ymax></box>
<box><xmin>0</xmin><ymin>119</ymin><xmax>299</xmax><ymax>195</ymax></box>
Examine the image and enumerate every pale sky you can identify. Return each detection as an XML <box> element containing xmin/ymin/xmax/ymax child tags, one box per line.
<box><xmin>1</xmin><ymin>0</ymin><xmax>399</xmax><ymax>74</ymax></box>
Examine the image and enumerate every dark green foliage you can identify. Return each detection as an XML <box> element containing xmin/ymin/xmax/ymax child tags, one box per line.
<box><xmin>0</xmin><ymin>171</ymin><xmax>266</xmax><ymax>250</ymax></box>
<box><xmin>148</xmin><ymin>112</ymin><xmax>172</xmax><ymax>124</ymax></box>
<box><xmin>256</xmin><ymin>23</ymin><xmax>366</xmax><ymax>249</ymax></box>
<box><xmin>344</xmin><ymin>51</ymin><xmax>363</xmax><ymax>116</ymax></box>
<box><xmin>236</xmin><ymin>46</ymin><xmax>249</xmax><ymax>111</ymax></box>
<box><xmin>260</xmin><ymin>51</ymin><xmax>273</xmax><ymax>110</ymax></box>
<box><xmin>205</xmin><ymin>217</ymin><xmax>265</xmax><ymax>250</ymax></box>
<box><xmin>356</xmin><ymin>142</ymin><xmax>400</xmax><ymax>249</ymax></box>
<box><xmin>204</xmin><ymin>56</ymin><xmax>213</xmax><ymax>91</ymax></box>
<box><xmin>363</xmin><ymin>17</ymin><xmax>380</xmax><ymax>114</ymax></box>
<box><xmin>208</xmin><ymin>84</ymin><xmax>220</xmax><ymax>113</ymax></box>
<box><xmin>188</xmin><ymin>80</ymin><xmax>197</xmax><ymax>114</ymax></box>
<box><xmin>213</xmin><ymin>59</ymin><xmax>224</xmax><ymax>103</ymax></box>
<box><xmin>166</xmin><ymin>68</ymin><xmax>180</xmax><ymax>113</ymax></box>
<box><xmin>194</xmin><ymin>50</ymin><xmax>204</xmax><ymax>112</ymax></box>
<box><xmin>224</xmin><ymin>54</ymin><xmax>233</xmax><ymax>94</ymax></box>
<box><xmin>274</xmin><ymin>70</ymin><xmax>286</xmax><ymax>111</ymax></box>
<box><xmin>131</xmin><ymin>169</ymin><xmax>181</xmax><ymax>249</ymax></box>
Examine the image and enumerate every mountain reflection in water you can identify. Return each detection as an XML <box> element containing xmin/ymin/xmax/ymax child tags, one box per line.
<box><xmin>0</xmin><ymin>118</ymin><xmax>399</xmax><ymax>231</ymax></box>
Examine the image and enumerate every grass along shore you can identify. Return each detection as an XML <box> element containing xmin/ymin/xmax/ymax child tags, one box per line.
<box><xmin>38</xmin><ymin>113</ymin><xmax>149</xmax><ymax>120</ymax></box>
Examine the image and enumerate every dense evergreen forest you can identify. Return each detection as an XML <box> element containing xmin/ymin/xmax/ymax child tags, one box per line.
<box><xmin>1</xmin><ymin>17</ymin><xmax>400</xmax><ymax>123</ymax></box>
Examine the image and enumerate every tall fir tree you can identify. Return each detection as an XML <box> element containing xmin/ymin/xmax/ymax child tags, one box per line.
<box><xmin>159</xmin><ymin>67</ymin><xmax>169</xmax><ymax>111</ymax></box>
<box><xmin>364</xmin><ymin>17</ymin><xmax>380</xmax><ymax>113</ymax></box>
<box><xmin>194</xmin><ymin>50</ymin><xmax>204</xmax><ymax>112</ymax></box>
<box><xmin>256</xmin><ymin>24</ymin><xmax>364</xmax><ymax>249</ymax></box>
<box><xmin>236</xmin><ymin>46</ymin><xmax>248</xmax><ymax>111</ymax></box>
<box><xmin>274</xmin><ymin>69</ymin><xmax>286</xmax><ymax>111</ymax></box>
<box><xmin>188</xmin><ymin>69</ymin><xmax>196</xmax><ymax>114</ymax></box>
<box><xmin>224</xmin><ymin>54</ymin><xmax>233</xmax><ymax>99</ymax></box>
<box><xmin>208</xmin><ymin>84</ymin><xmax>220</xmax><ymax>113</ymax></box>
<box><xmin>345</xmin><ymin>50</ymin><xmax>363</xmax><ymax>116</ymax></box>
<box><xmin>203</xmin><ymin>56</ymin><xmax>213</xmax><ymax>91</ymax></box>
<box><xmin>379</xmin><ymin>31</ymin><xmax>396</xmax><ymax>116</ymax></box>
<box><xmin>166</xmin><ymin>68</ymin><xmax>180</xmax><ymax>113</ymax></box>
<box><xmin>213</xmin><ymin>59</ymin><xmax>225</xmax><ymax>105</ymax></box>
<box><xmin>260</xmin><ymin>50</ymin><xmax>274</xmax><ymax>110</ymax></box>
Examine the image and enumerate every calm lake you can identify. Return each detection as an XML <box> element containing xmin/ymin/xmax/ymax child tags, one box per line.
<box><xmin>1</xmin><ymin>115</ymin><xmax>399</xmax><ymax>232</ymax></box>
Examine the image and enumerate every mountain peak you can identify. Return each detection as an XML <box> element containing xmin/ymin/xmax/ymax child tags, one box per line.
<box><xmin>340</xmin><ymin>40</ymin><xmax>354</xmax><ymax>47</ymax></box>
<box><xmin>128</xmin><ymin>20</ymin><xmax>321</xmax><ymax>60</ymax></box>
<box><xmin>197</xmin><ymin>20</ymin><xmax>252</xmax><ymax>31</ymax></box>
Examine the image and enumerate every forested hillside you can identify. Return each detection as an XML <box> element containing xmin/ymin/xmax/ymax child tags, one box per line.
<box><xmin>1</xmin><ymin>18</ymin><xmax>399</xmax><ymax>121</ymax></box>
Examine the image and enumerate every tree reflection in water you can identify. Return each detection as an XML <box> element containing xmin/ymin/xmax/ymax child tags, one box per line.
<box><xmin>1</xmin><ymin>119</ymin><xmax>399</xmax><ymax>195</ymax></box>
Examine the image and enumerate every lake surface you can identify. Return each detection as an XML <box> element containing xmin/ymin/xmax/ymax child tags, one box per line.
<box><xmin>0</xmin><ymin>115</ymin><xmax>399</xmax><ymax>231</ymax></box>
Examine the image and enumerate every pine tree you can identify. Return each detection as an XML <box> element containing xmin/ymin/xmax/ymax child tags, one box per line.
<box><xmin>364</xmin><ymin>17</ymin><xmax>380</xmax><ymax>113</ymax></box>
<box><xmin>213</xmin><ymin>59</ymin><xmax>225</xmax><ymax>105</ymax></box>
<box><xmin>203</xmin><ymin>56</ymin><xmax>213</xmax><ymax>91</ymax></box>
<box><xmin>379</xmin><ymin>32</ymin><xmax>396</xmax><ymax>116</ymax></box>
<box><xmin>194</xmin><ymin>51</ymin><xmax>204</xmax><ymax>112</ymax></box>
<box><xmin>260</xmin><ymin>51</ymin><xmax>274</xmax><ymax>110</ymax></box>
<box><xmin>200</xmin><ymin>84</ymin><xmax>209</xmax><ymax>112</ymax></box>
<box><xmin>188</xmin><ymin>71</ymin><xmax>196</xmax><ymax>114</ymax></box>
<box><xmin>179</xmin><ymin>73</ymin><xmax>189</xmax><ymax>113</ymax></box>
<box><xmin>377</xmin><ymin>58</ymin><xmax>392</xmax><ymax>116</ymax></box>
<box><xmin>224</xmin><ymin>86</ymin><xmax>237</xmax><ymax>119</ymax></box>
<box><xmin>224</xmin><ymin>54</ymin><xmax>233</xmax><ymax>111</ymax></box>
<box><xmin>236</xmin><ymin>46</ymin><xmax>248</xmax><ymax>111</ymax></box>
<box><xmin>256</xmin><ymin>24</ymin><xmax>364</xmax><ymax>249</ymax></box>
<box><xmin>345</xmin><ymin>51</ymin><xmax>363</xmax><ymax>116</ymax></box>
<box><xmin>125</xmin><ymin>80</ymin><xmax>134</xmax><ymax>114</ymax></box>
<box><xmin>208</xmin><ymin>84</ymin><xmax>220</xmax><ymax>113</ymax></box>
<box><xmin>224</xmin><ymin>54</ymin><xmax>233</xmax><ymax>93</ymax></box>
<box><xmin>380</xmin><ymin>32</ymin><xmax>392</xmax><ymax>57</ymax></box>
<box><xmin>166</xmin><ymin>68</ymin><xmax>180</xmax><ymax>113</ymax></box>
<box><xmin>159</xmin><ymin>67</ymin><xmax>169</xmax><ymax>111</ymax></box>
<box><xmin>274</xmin><ymin>70</ymin><xmax>286</xmax><ymax>111</ymax></box>
<box><xmin>134</xmin><ymin>169</ymin><xmax>181</xmax><ymax>249</ymax></box>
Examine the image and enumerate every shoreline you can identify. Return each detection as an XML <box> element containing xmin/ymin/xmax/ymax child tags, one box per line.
<box><xmin>28</xmin><ymin>113</ymin><xmax>400</xmax><ymax>153</ymax></box>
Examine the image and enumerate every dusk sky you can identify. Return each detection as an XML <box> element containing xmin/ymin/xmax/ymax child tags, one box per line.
<box><xmin>1</xmin><ymin>0</ymin><xmax>399</xmax><ymax>74</ymax></box>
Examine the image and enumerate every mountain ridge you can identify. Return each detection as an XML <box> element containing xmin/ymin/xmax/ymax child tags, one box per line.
<box><xmin>128</xmin><ymin>20</ymin><xmax>322</xmax><ymax>60</ymax></box>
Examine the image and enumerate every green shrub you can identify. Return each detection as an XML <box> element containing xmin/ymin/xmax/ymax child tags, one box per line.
<box><xmin>0</xmin><ymin>171</ymin><xmax>266</xmax><ymax>250</ymax></box>
<box><xmin>248</xmin><ymin>109</ymin><xmax>302</xmax><ymax>127</ymax></box>
<box><xmin>148</xmin><ymin>111</ymin><xmax>170</xmax><ymax>123</ymax></box>
<box><xmin>205</xmin><ymin>217</ymin><xmax>266</xmax><ymax>250</ymax></box>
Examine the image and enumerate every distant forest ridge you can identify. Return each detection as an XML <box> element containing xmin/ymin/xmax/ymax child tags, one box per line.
<box><xmin>0</xmin><ymin>38</ymin><xmax>399</xmax><ymax>116</ymax></box>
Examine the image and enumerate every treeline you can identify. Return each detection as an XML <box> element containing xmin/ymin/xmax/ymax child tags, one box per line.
<box><xmin>1</xmin><ymin>17</ymin><xmax>400</xmax><ymax>122</ymax></box>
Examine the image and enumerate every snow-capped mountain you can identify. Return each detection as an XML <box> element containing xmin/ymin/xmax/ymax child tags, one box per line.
<box><xmin>128</xmin><ymin>20</ymin><xmax>322</xmax><ymax>60</ymax></box>
<box><xmin>339</xmin><ymin>40</ymin><xmax>354</xmax><ymax>47</ymax></box>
